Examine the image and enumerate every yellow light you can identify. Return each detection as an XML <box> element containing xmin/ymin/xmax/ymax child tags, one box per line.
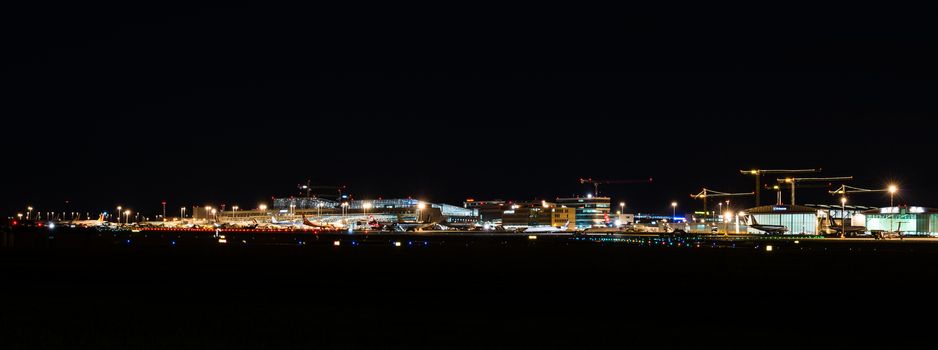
<box><xmin>671</xmin><ymin>202</ymin><xmax>677</xmax><ymax>207</ymax></box>
<box><xmin>750</xmin><ymin>170</ymin><xmax>758</xmax><ymax>175</ymax></box>
<box><xmin>794</xmin><ymin>240</ymin><xmax>800</xmax><ymax>244</ymax></box>
<box><xmin>333</xmin><ymin>240</ymin><xmax>341</xmax><ymax>246</ymax></box>
<box><xmin>259</xmin><ymin>204</ymin><xmax>268</xmax><ymax>211</ymax></box>
<box><xmin>393</xmin><ymin>241</ymin><xmax>402</xmax><ymax>247</ymax></box>
<box><xmin>773</xmin><ymin>185</ymin><xmax>779</xmax><ymax>190</ymax></box>
<box><xmin>417</xmin><ymin>202</ymin><xmax>427</xmax><ymax>210</ymax></box>
<box><xmin>785</xmin><ymin>178</ymin><xmax>792</xmax><ymax>183</ymax></box>
<box><xmin>363</xmin><ymin>202</ymin><xmax>372</xmax><ymax>210</ymax></box>
<box><xmin>124</xmin><ymin>210</ymin><xmax>131</xmax><ymax>215</ymax></box>
<box><xmin>528</xmin><ymin>235</ymin><xmax>538</xmax><ymax>240</ymax></box>
<box><xmin>765</xmin><ymin>245</ymin><xmax>773</xmax><ymax>252</ymax></box>
<box><xmin>888</xmin><ymin>184</ymin><xmax>898</xmax><ymax>194</ymax></box>
<box><xmin>840</xmin><ymin>197</ymin><xmax>847</xmax><ymax>205</ymax></box>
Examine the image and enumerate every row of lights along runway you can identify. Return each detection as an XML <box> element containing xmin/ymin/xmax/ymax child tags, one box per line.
<box><xmin>7</xmin><ymin>173</ymin><xmax>933</xmax><ymax>239</ymax></box>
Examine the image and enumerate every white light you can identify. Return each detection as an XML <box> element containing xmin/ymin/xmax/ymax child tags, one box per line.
<box><xmin>587</xmin><ymin>194</ymin><xmax>593</xmax><ymax>199</ymax></box>
<box><xmin>528</xmin><ymin>235</ymin><xmax>537</xmax><ymax>240</ymax></box>
<box><xmin>765</xmin><ymin>245</ymin><xmax>773</xmax><ymax>252</ymax></box>
<box><xmin>333</xmin><ymin>240</ymin><xmax>341</xmax><ymax>246</ymax></box>
<box><xmin>393</xmin><ymin>241</ymin><xmax>402</xmax><ymax>247</ymax></box>
<box><xmin>48</xmin><ymin>222</ymin><xmax>55</xmax><ymax>229</ymax></box>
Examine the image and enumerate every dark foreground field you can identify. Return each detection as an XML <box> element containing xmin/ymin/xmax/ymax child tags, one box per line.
<box><xmin>1</xmin><ymin>233</ymin><xmax>936</xmax><ymax>348</ymax></box>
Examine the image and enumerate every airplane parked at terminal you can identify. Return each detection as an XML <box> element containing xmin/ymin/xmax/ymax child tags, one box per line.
<box><xmin>66</xmin><ymin>213</ymin><xmax>110</xmax><ymax>227</ymax></box>
<box><xmin>747</xmin><ymin>216</ymin><xmax>789</xmax><ymax>235</ymax></box>
<box><xmin>524</xmin><ymin>221</ymin><xmax>571</xmax><ymax>233</ymax></box>
<box><xmin>824</xmin><ymin>217</ymin><xmax>867</xmax><ymax>236</ymax></box>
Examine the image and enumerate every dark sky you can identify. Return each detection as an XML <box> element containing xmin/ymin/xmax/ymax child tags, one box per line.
<box><xmin>3</xmin><ymin>5</ymin><xmax>937</xmax><ymax>217</ymax></box>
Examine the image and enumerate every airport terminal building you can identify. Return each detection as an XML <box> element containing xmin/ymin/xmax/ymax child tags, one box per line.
<box><xmin>863</xmin><ymin>206</ymin><xmax>938</xmax><ymax>235</ymax></box>
<box><xmin>556</xmin><ymin>196</ymin><xmax>611</xmax><ymax>228</ymax></box>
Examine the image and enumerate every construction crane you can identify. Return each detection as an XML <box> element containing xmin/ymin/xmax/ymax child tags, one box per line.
<box><xmin>740</xmin><ymin>169</ymin><xmax>820</xmax><ymax>206</ymax></box>
<box><xmin>298</xmin><ymin>179</ymin><xmax>347</xmax><ymax>198</ymax></box>
<box><xmin>579</xmin><ymin>178</ymin><xmax>653</xmax><ymax>196</ymax></box>
<box><xmin>828</xmin><ymin>184</ymin><xmax>889</xmax><ymax>196</ymax></box>
<box><xmin>690</xmin><ymin>188</ymin><xmax>755</xmax><ymax>213</ymax></box>
<box><xmin>776</xmin><ymin>176</ymin><xmax>853</xmax><ymax>206</ymax></box>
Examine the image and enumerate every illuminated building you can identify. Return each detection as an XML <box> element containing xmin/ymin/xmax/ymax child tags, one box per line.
<box><xmin>556</xmin><ymin>196</ymin><xmax>611</xmax><ymax>228</ymax></box>
<box><xmin>501</xmin><ymin>202</ymin><xmax>575</xmax><ymax>228</ymax></box>
<box><xmin>463</xmin><ymin>199</ymin><xmax>507</xmax><ymax>223</ymax></box>
<box><xmin>863</xmin><ymin>206</ymin><xmax>938</xmax><ymax>235</ymax></box>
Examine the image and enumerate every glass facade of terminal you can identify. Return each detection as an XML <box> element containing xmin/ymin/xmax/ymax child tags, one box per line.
<box><xmin>556</xmin><ymin>197</ymin><xmax>611</xmax><ymax>228</ymax></box>
<box><xmin>273</xmin><ymin>197</ymin><xmax>475</xmax><ymax>217</ymax></box>
<box><xmin>865</xmin><ymin>207</ymin><xmax>938</xmax><ymax>234</ymax></box>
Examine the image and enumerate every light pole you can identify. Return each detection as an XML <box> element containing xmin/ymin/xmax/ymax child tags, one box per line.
<box><xmin>124</xmin><ymin>210</ymin><xmax>131</xmax><ymax>225</ymax></box>
<box><xmin>211</xmin><ymin>209</ymin><xmax>217</xmax><ymax>222</ymax></box>
<box><xmin>619</xmin><ymin>202</ymin><xmax>625</xmax><ymax>215</ymax></box>
<box><xmin>717</xmin><ymin>202</ymin><xmax>722</xmax><ymax>222</ymax></box>
<box><xmin>116</xmin><ymin>206</ymin><xmax>122</xmax><ymax>223</ymax></box>
<box><xmin>317</xmin><ymin>202</ymin><xmax>323</xmax><ymax>218</ymax></box>
<box><xmin>417</xmin><ymin>202</ymin><xmax>426</xmax><ymax>223</ymax></box>
<box><xmin>840</xmin><ymin>196</ymin><xmax>847</xmax><ymax>238</ymax></box>
<box><xmin>363</xmin><ymin>202</ymin><xmax>372</xmax><ymax>230</ymax></box>
<box><xmin>671</xmin><ymin>202</ymin><xmax>677</xmax><ymax>222</ymax></box>
<box><xmin>162</xmin><ymin>201</ymin><xmax>167</xmax><ymax>220</ymax></box>
<box><xmin>181</xmin><ymin>207</ymin><xmax>186</xmax><ymax>219</ymax></box>
<box><xmin>888</xmin><ymin>184</ymin><xmax>898</xmax><ymax>232</ymax></box>
<box><xmin>27</xmin><ymin>206</ymin><xmax>33</xmax><ymax>220</ymax></box>
<box><xmin>724</xmin><ymin>211</ymin><xmax>732</xmax><ymax>235</ymax></box>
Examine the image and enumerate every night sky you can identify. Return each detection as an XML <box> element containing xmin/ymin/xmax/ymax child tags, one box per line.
<box><xmin>3</xmin><ymin>5</ymin><xmax>936</xmax><ymax>217</ymax></box>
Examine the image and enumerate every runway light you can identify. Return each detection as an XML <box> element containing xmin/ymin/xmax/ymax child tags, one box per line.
<box><xmin>794</xmin><ymin>240</ymin><xmax>800</xmax><ymax>244</ymax></box>
<box><xmin>393</xmin><ymin>241</ymin><xmax>402</xmax><ymax>247</ymax></box>
<box><xmin>333</xmin><ymin>240</ymin><xmax>341</xmax><ymax>246</ymax></box>
<box><xmin>765</xmin><ymin>245</ymin><xmax>773</xmax><ymax>252</ymax></box>
<box><xmin>528</xmin><ymin>235</ymin><xmax>537</xmax><ymax>240</ymax></box>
